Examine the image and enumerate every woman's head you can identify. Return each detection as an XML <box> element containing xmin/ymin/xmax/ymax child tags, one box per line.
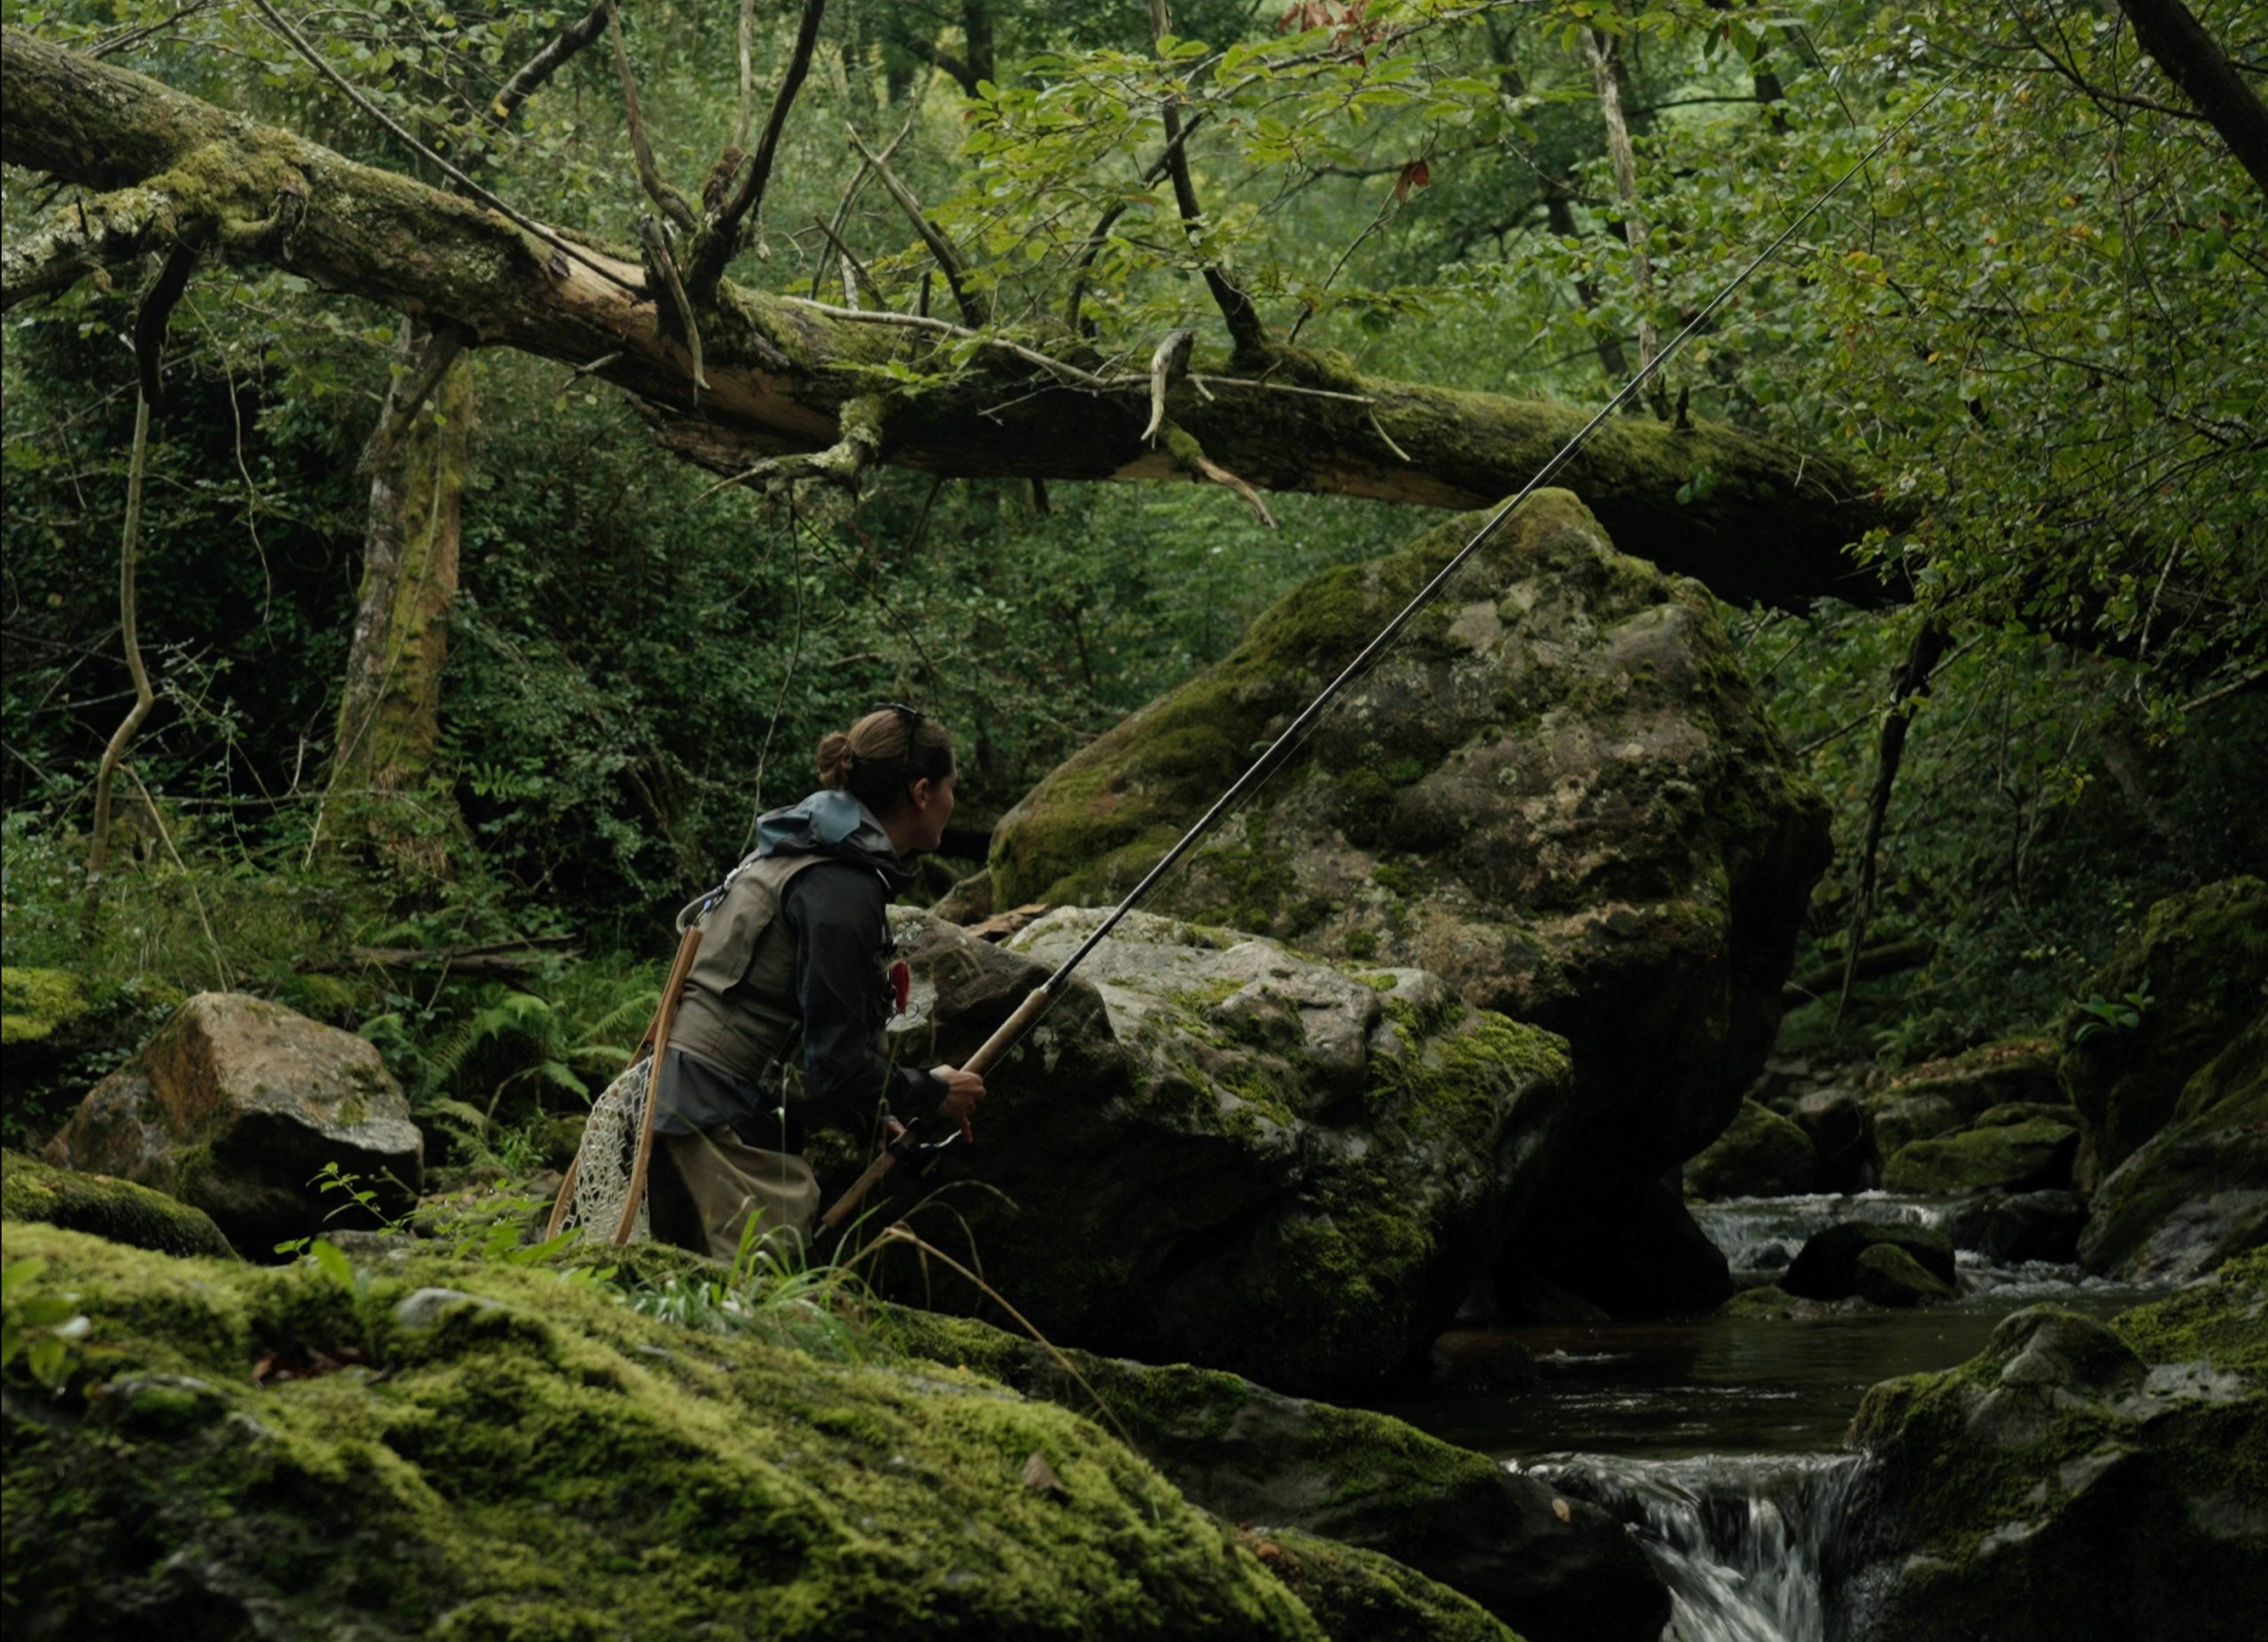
<box><xmin>818</xmin><ymin>704</ymin><xmax>956</xmax><ymax>853</ymax></box>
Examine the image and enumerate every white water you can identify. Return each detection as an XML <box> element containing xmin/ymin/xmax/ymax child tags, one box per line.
<box><xmin>1516</xmin><ymin>1451</ymin><xmax>1866</xmax><ymax>1642</ymax></box>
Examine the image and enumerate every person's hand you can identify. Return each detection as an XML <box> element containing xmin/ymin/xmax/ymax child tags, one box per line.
<box><xmin>876</xmin><ymin>1116</ymin><xmax>907</xmax><ymax>1156</ymax></box>
<box><xmin>930</xmin><ymin>1064</ymin><xmax>984</xmax><ymax>1140</ymax></box>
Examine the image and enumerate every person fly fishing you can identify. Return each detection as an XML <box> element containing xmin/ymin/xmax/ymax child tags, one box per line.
<box><xmin>643</xmin><ymin>704</ymin><xmax>984</xmax><ymax>1261</ymax></box>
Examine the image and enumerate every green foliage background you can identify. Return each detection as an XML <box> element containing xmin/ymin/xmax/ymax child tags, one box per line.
<box><xmin>4</xmin><ymin>0</ymin><xmax>2263</xmax><ymax>1156</ymax></box>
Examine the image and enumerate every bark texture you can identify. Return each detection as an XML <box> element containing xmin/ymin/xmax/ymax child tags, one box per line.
<box><xmin>1</xmin><ymin>27</ymin><xmax>1898</xmax><ymax>610</ymax></box>
<box><xmin>325</xmin><ymin>322</ymin><xmax>473</xmax><ymax>869</ymax></box>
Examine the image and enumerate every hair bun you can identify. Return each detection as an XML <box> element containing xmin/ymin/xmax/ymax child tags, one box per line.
<box><xmin>815</xmin><ymin>730</ymin><xmax>854</xmax><ymax>790</ymax></box>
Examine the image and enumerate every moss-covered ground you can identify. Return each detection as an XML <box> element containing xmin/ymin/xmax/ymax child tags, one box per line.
<box><xmin>2</xmin><ymin>1224</ymin><xmax>1328</xmax><ymax>1641</ymax></box>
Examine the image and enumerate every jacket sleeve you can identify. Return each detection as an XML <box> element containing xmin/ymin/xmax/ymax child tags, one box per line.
<box><xmin>782</xmin><ymin>865</ymin><xmax>945</xmax><ymax>1137</ymax></box>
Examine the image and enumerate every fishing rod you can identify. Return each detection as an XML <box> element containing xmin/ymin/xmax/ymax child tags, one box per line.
<box><xmin>812</xmin><ymin>86</ymin><xmax>1946</xmax><ymax>1248</ymax></box>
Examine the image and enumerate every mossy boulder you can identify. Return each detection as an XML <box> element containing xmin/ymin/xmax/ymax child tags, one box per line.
<box><xmin>1881</xmin><ymin>1112</ymin><xmax>2080</xmax><ymax>1195</ymax></box>
<box><xmin>869</xmin><ymin>908</ymin><xmax>1572</xmax><ymax>1394</ymax></box>
<box><xmin>873</xmin><ymin>1305</ymin><xmax>1667</xmax><ymax>1642</ymax></box>
<box><xmin>2059</xmin><ymin>875</ymin><xmax>2268</xmax><ymax>1185</ymax></box>
<box><xmin>0</xmin><ymin>1224</ymin><xmax>1328</xmax><ymax>1641</ymax></box>
<box><xmin>1</xmin><ymin>1148</ymin><xmax>235</xmax><ymax>1259</ymax></box>
<box><xmin>984</xmin><ymin>492</ymin><xmax>1829</xmax><ymax>1182</ymax></box>
<box><xmin>1836</xmin><ymin>1251</ymin><xmax>2268</xmax><ymax>1642</ymax></box>
<box><xmin>1684</xmin><ymin>1099</ymin><xmax>1815</xmax><ymax>1199</ymax></box>
<box><xmin>1783</xmin><ymin>1221</ymin><xmax>1956</xmax><ymax>1302</ymax></box>
<box><xmin>1239</xmin><ymin>1527</ymin><xmax>1522</xmax><ymax>1642</ymax></box>
<box><xmin>1852</xmin><ymin>1242</ymin><xmax>1954</xmax><ymax>1307</ymax></box>
<box><xmin>43</xmin><ymin>992</ymin><xmax>423</xmax><ymax>1255</ymax></box>
<box><xmin>1868</xmin><ymin>1039</ymin><xmax>2062</xmax><ymax>1175</ymax></box>
<box><xmin>2078</xmin><ymin>1012</ymin><xmax>2268</xmax><ymax>1282</ymax></box>
<box><xmin>0</xmin><ymin>968</ymin><xmax>182</xmax><ymax>1148</ymax></box>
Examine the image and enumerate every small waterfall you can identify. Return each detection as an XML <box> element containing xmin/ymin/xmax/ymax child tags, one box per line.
<box><xmin>1516</xmin><ymin>1451</ymin><xmax>1865</xmax><ymax>1642</ymax></box>
<box><xmin>1691</xmin><ymin>1193</ymin><xmax>1939</xmax><ymax>1285</ymax></box>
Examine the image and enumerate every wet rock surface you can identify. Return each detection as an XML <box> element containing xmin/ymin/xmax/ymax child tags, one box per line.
<box><xmin>875</xmin><ymin>1304</ymin><xmax>1672</xmax><ymax>1642</ymax></box>
<box><xmin>1837</xmin><ymin>1250</ymin><xmax>2268</xmax><ymax>1642</ymax></box>
<box><xmin>1</xmin><ymin>1147</ymin><xmax>236</xmax><ymax>1259</ymax></box>
<box><xmin>866</xmin><ymin>907</ymin><xmax>1571</xmax><ymax>1393</ymax></box>
<box><xmin>1783</xmin><ymin>1220</ymin><xmax>1957</xmax><ymax>1302</ymax></box>
<box><xmin>1684</xmin><ymin>1098</ymin><xmax>1816</xmax><ymax>1199</ymax></box>
<box><xmin>42</xmin><ymin>992</ymin><xmax>423</xmax><ymax>1254</ymax></box>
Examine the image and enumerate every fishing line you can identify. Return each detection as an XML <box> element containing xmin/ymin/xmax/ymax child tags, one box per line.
<box><xmin>819</xmin><ymin>74</ymin><xmax>1961</xmax><ymax>1238</ymax></box>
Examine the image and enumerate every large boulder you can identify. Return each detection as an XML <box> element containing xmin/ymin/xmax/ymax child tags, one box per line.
<box><xmin>43</xmin><ymin>992</ymin><xmax>423</xmax><ymax>1254</ymax></box>
<box><xmin>1836</xmin><ymin>1251</ymin><xmax>2268</xmax><ymax>1641</ymax></box>
<box><xmin>2060</xmin><ymin>875</ymin><xmax>2268</xmax><ymax>1186</ymax></box>
<box><xmin>983</xmin><ymin>492</ymin><xmax>1830</xmax><ymax>1181</ymax></box>
<box><xmin>874</xmin><ymin>1304</ymin><xmax>1671</xmax><ymax>1642</ymax></box>
<box><xmin>868</xmin><ymin>908</ymin><xmax>1571</xmax><ymax>1393</ymax></box>
<box><xmin>0</xmin><ymin>1224</ymin><xmax>1324</xmax><ymax>1642</ymax></box>
<box><xmin>1495</xmin><ymin>1171</ymin><xmax>1733</xmax><ymax>1318</ymax></box>
<box><xmin>2078</xmin><ymin>1012</ymin><xmax>2268</xmax><ymax>1281</ymax></box>
<box><xmin>2</xmin><ymin>1147</ymin><xmax>236</xmax><ymax>1259</ymax></box>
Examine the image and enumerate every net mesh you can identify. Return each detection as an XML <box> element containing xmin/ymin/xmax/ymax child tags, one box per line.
<box><xmin>557</xmin><ymin>1057</ymin><xmax>651</xmax><ymax>1243</ymax></box>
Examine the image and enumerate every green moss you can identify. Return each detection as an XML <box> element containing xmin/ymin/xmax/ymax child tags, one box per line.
<box><xmin>1</xmin><ymin>1148</ymin><xmax>237</xmax><ymax>1259</ymax></box>
<box><xmin>1243</xmin><ymin>1527</ymin><xmax>1524</xmax><ymax>1642</ymax></box>
<box><xmin>0</xmin><ymin>968</ymin><xmax>89</xmax><ymax>1045</ymax></box>
<box><xmin>3</xmin><ymin>1225</ymin><xmax>1326</xmax><ymax>1641</ymax></box>
<box><xmin>1881</xmin><ymin>1116</ymin><xmax>2079</xmax><ymax>1194</ymax></box>
<box><xmin>2059</xmin><ymin>875</ymin><xmax>2268</xmax><ymax>1173</ymax></box>
<box><xmin>2111</xmin><ymin>1248</ymin><xmax>2268</xmax><ymax>1374</ymax></box>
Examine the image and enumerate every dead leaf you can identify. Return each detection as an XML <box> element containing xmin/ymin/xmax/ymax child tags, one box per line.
<box><xmin>1021</xmin><ymin>1451</ymin><xmax>1070</xmax><ymax>1501</ymax></box>
<box><xmin>1551</xmin><ymin>1496</ymin><xmax>1572</xmax><ymax>1522</ymax></box>
<box><xmin>1394</xmin><ymin>159</ymin><xmax>1433</xmax><ymax>202</ymax></box>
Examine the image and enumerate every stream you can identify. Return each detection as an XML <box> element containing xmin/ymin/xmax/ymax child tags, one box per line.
<box><xmin>1371</xmin><ymin>1193</ymin><xmax>2161</xmax><ymax>1642</ymax></box>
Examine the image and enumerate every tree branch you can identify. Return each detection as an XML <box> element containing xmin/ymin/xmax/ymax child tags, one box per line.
<box><xmin>1147</xmin><ymin>0</ymin><xmax>1265</xmax><ymax>356</ymax></box>
<box><xmin>690</xmin><ymin>0</ymin><xmax>828</xmax><ymax>299</ymax></box>
<box><xmin>2117</xmin><ymin>0</ymin><xmax>2268</xmax><ymax>198</ymax></box>
<box><xmin>358</xmin><ymin>321</ymin><xmax>472</xmax><ymax>473</ymax></box>
<box><xmin>492</xmin><ymin>1</ymin><xmax>610</xmax><ymax>127</ymax></box>
<box><xmin>0</xmin><ymin>27</ymin><xmax>1894</xmax><ymax>611</ymax></box>
<box><xmin>602</xmin><ymin>0</ymin><xmax>696</xmax><ymax>233</ymax></box>
<box><xmin>846</xmin><ymin>121</ymin><xmax>987</xmax><ymax>325</ymax></box>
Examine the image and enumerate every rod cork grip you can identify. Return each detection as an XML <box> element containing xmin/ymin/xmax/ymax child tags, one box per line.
<box><xmin>965</xmin><ymin>985</ymin><xmax>1052</xmax><ymax>1078</ymax></box>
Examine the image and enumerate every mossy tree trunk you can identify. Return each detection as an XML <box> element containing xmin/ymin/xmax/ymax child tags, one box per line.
<box><xmin>322</xmin><ymin>321</ymin><xmax>474</xmax><ymax>872</ymax></box>
<box><xmin>0</xmin><ymin>25</ymin><xmax>1897</xmax><ymax>611</ymax></box>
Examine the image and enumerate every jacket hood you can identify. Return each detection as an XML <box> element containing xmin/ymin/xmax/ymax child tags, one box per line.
<box><xmin>755</xmin><ymin>790</ymin><xmax>913</xmax><ymax>890</ymax></box>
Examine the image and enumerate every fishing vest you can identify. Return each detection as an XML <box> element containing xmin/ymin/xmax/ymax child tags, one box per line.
<box><xmin>667</xmin><ymin>852</ymin><xmax>866</xmax><ymax>1088</ymax></box>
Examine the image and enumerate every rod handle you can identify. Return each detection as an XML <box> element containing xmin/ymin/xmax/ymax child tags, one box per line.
<box><xmin>964</xmin><ymin>984</ymin><xmax>1052</xmax><ymax>1078</ymax></box>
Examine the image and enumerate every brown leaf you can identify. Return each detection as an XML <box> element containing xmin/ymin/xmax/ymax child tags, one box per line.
<box><xmin>1394</xmin><ymin>159</ymin><xmax>1433</xmax><ymax>202</ymax></box>
<box><xmin>1021</xmin><ymin>1451</ymin><xmax>1070</xmax><ymax>1501</ymax></box>
<box><xmin>1551</xmin><ymin>1496</ymin><xmax>1573</xmax><ymax>1523</ymax></box>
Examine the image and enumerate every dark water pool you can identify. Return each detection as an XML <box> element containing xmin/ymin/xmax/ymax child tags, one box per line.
<box><xmin>1371</xmin><ymin>1289</ymin><xmax>2146</xmax><ymax>1462</ymax></box>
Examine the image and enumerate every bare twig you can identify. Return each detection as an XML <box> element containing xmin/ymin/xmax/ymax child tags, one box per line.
<box><xmin>784</xmin><ymin>297</ymin><xmax>1113</xmax><ymax>387</ymax></box>
<box><xmin>847</xmin><ymin>121</ymin><xmax>987</xmax><ymax>325</ymax></box>
<box><xmin>602</xmin><ymin>0</ymin><xmax>695</xmax><ymax>232</ymax></box>
<box><xmin>810</xmin><ymin>101</ymin><xmax>918</xmax><ymax>302</ymax></box>
<box><xmin>809</xmin><ymin>214</ymin><xmax>884</xmax><ymax>307</ymax></box>
<box><xmin>122</xmin><ymin>762</ymin><xmax>230</xmax><ymax>992</ymax></box>
<box><xmin>1063</xmin><ymin>109</ymin><xmax>1210</xmax><ymax>331</ymax></box>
